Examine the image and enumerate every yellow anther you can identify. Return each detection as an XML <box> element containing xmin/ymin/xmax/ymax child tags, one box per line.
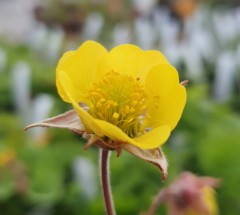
<box><xmin>131</xmin><ymin>93</ymin><xmax>140</xmax><ymax>100</ymax></box>
<box><xmin>131</xmin><ymin>101</ymin><xmax>138</xmax><ymax>106</ymax></box>
<box><xmin>96</xmin><ymin>102</ymin><xmax>102</xmax><ymax>108</ymax></box>
<box><xmin>127</xmin><ymin>117</ymin><xmax>134</xmax><ymax>123</ymax></box>
<box><xmin>105</xmin><ymin>100</ymin><xmax>118</xmax><ymax>108</ymax></box>
<box><xmin>120</xmin><ymin>106</ymin><xmax>130</xmax><ymax>115</ymax></box>
<box><xmin>112</xmin><ymin>112</ymin><xmax>119</xmax><ymax>119</ymax></box>
<box><xmin>100</xmin><ymin>98</ymin><xmax>106</xmax><ymax>103</ymax></box>
<box><xmin>90</xmin><ymin>92</ymin><xmax>101</xmax><ymax>97</ymax></box>
<box><xmin>130</xmin><ymin>107</ymin><xmax>135</xmax><ymax>113</ymax></box>
<box><xmin>86</xmin><ymin>71</ymin><xmax>146</xmax><ymax>137</ymax></box>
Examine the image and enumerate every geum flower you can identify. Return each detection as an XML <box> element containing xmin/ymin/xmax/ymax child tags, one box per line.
<box><xmin>26</xmin><ymin>41</ymin><xmax>186</xmax><ymax>180</ymax></box>
<box><xmin>143</xmin><ymin>172</ymin><xmax>220</xmax><ymax>215</ymax></box>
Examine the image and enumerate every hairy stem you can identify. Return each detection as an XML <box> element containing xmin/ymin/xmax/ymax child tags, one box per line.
<box><xmin>99</xmin><ymin>149</ymin><xmax>116</xmax><ymax>215</ymax></box>
<box><xmin>143</xmin><ymin>190</ymin><xmax>165</xmax><ymax>215</ymax></box>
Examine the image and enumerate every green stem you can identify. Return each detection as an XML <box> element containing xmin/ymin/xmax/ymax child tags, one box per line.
<box><xmin>100</xmin><ymin>149</ymin><xmax>116</xmax><ymax>215</ymax></box>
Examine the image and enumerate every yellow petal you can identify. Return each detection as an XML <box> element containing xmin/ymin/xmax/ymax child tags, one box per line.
<box><xmin>94</xmin><ymin>119</ymin><xmax>136</xmax><ymax>143</ymax></box>
<box><xmin>95</xmin><ymin>119</ymin><xmax>171</xmax><ymax>149</ymax></box>
<box><xmin>56</xmin><ymin>51</ymin><xmax>75</xmax><ymax>102</ymax></box>
<box><xmin>58</xmin><ymin>70</ymin><xmax>103</xmax><ymax>137</ymax></box>
<box><xmin>202</xmin><ymin>187</ymin><xmax>218</xmax><ymax>215</ymax></box>
<box><xmin>56</xmin><ymin>40</ymin><xmax>108</xmax><ymax>103</ymax></box>
<box><xmin>145</xmin><ymin>63</ymin><xmax>186</xmax><ymax>130</ymax></box>
<box><xmin>133</xmin><ymin>126</ymin><xmax>171</xmax><ymax>149</ymax></box>
<box><xmin>98</xmin><ymin>44</ymin><xmax>169</xmax><ymax>81</ymax></box>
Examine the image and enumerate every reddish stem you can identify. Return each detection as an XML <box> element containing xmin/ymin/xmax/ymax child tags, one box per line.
<box><xmin>100</xmin><ymin>149</ymin><xmax>116</xmax><ymax>215</ymax></box>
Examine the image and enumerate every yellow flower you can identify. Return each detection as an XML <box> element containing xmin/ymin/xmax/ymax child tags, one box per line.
<box><xmin>143</xmin><ymin>172</ymin><xmax>220</xmax><ymax>215</ymax></box>
<box><xmin>26</xmin><ymin>41</ymin><xmax>186</xmax><ymax>180</ymax></box>
<box><xmin>182</xmin><ymin>186</ymin><xmax>218</xmax><ymax>215</ymax></box>
<box><xmin>56</xmin><ymin>40</ymin><xmax>186</xmax><ymax>149</ymax></box>
<box><xmin>200</xmin><ymin>186</ymin><xmax>218</xmax><ymax>215</ymax></box>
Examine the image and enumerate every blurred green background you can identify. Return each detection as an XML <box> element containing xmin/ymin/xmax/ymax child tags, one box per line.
<box><xmin>0</xmin><ymin>0</ymin><xmax>240</xmax><ymax>214</ymax></box>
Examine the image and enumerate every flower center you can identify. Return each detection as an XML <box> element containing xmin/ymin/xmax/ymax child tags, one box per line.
<box><xmin>86</xmin><ymin>71</ymin><xmax>146</xmax><ymax>137</ymax></box>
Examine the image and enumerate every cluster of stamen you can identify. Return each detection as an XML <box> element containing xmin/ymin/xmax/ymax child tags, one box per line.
<box><xmin>86</xmin><ymin>71</ymin><xmax>146</xmax><ymax>137</ymax></box>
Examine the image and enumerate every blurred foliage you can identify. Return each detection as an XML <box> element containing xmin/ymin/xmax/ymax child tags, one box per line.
<box><xmin>165</xmin><ymin>86</ymin><xmax>240</xmax><ymax>215</ymax></box>
<box><xmin>0</xmin><ymin>42</ymin><xmax>56</xmax><ymax>112</ymax></box>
